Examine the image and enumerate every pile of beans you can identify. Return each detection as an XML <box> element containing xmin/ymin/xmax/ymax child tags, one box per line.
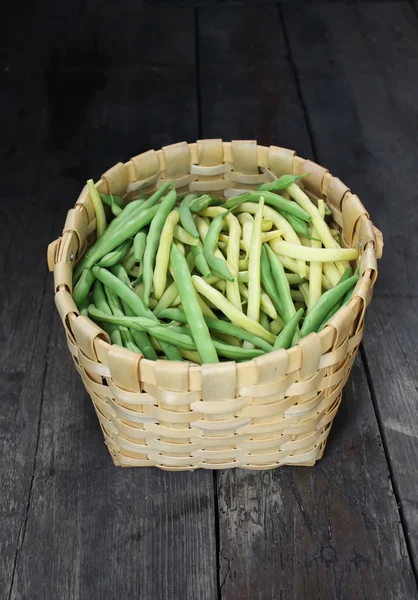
<box><xmin>72</xmin><ymin>175</ymin><xmax>359</xmax><ymax>364</ymax></box>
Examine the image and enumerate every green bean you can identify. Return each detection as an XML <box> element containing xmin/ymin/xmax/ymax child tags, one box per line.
<box><xmin>73</xmin><ymin>268</ymin><xmax>95</xmax><ymax>308</ymax></box>
<box><xmin>203</xmin><ymin>211</ymin><xmax>234</xmax><ymax>282</ymax></box>
<box><xmin>279</xmin><ymin>211</ymin><xmax>310</xmax><ymax>238</ymax></box>
<box><xmin>143</xmin><ymin>188</ymin><xmax>177</xmax><ymax>305</ymax></box>
<box><xmin>240</xmin><ymin>268</ymin><xmax>303</xmax><ymax>287</ymax></box>
<box><xmin>270</xmin><ymin>315</ymin><xmax>284</xmax><ymax>336</ymax></box>
<box><xmin>122</xmin><ymin>312</ymin><xmax>158</xmax><ymax>360</ymax></box>
<box><xmin>121</xmin><ymin>248</ymin><xmax>137</xmax><ymax>273</ymax></box>
<box><xmin>153</xmin><ymin>210</ymin><xmax>179</xmax><ymax>300</ymax></box>
<box><xmin>300</xmin><ymin>273</ymin><xmax>359</xmax><ymax>337</ymax></box>
<box><xmin>318</xmin><ymin>302</ymin><xmax>341</xmax><ymax>330</ymax></box>
<box><xmin>179</xmin><ymin>194</ymin><xmax>199</xmax><ymax>238</ymax></box>
<box><xmin>100</xmin><ymin>192</ymin><xmax>124</xmax><ymax>209</ymax></box>
<box><xmin>170</xmin><ymin>243</ymin><xmax>218</xmax><ymax>363</ymax></box>
<box><xmin>96</xmin><ymin>239</ymin><xmax>132</xmax><ymax>268</ymax></box>
<box><xmin>133</xmin><ymin>231</ymin><xmax>147</xmax><ymax>263</ymax></box>
<box><xmin>130</xmin><ymin>273</ymin><xmax>142</xmax><ymax>286</ymax></box>
<box><xmin>156</xmin><ymin>340</ymin><xmax>183</xmax><ymax>361</ymax></box>
<box><xmin>260</xmin><ymin>246</ymin><xmax>283</xmax><ymax>315</ymax></box>
<box><xmin>342</xmin><ymin>284</ymin><xmax>356</xmax><ymax>306</ymax></box>
<box><xmin>287</xmin><ymin>274</ymin><xmax>306</xmax><ymax>285</ymax></box>
<box><xmin>124</xmin><ymin>339</ymin><xmax>143</xmax><ymax>354</ymax></box>
<box><xmin>224</xmin><ymin>190</ymin><xmax>311</xmax><ymax>222</ymax></box>
<box><xmin>299</xmin><ymin>282</ymin><xmax>310</xmax><ymax>306</ymax></box>
<box><xmin>273</xmin><ymin>308</ymin><xmax>304</xmax><ymax>350</ymax></box>
<box><xmin>78</xmin><ymin>297</ymin><xmax>90</xmax><ymax>317</ymax></box>
<box><xmin>87</xmin><ymin>179</ymin><xmax>107</xmax><ymax>237</ymax></box>
<box><xmin>74</xmin><ymin>203</ymin><xmax>159</xmax><ymax>280</ymax></box>
<box><xmin>164</xmin><ymin>325</ymin><xmax>264</xmax><ymax>361</ymax></box>
<box><xmin>318</xmin><ymin>267</ymin><xmax>354</xmax><ymax>331</ymax></box>
<box><xmin>258</xmin><ymin>174</ymin><xmax>308</xmax><ymax>192</ymax></box>
<box><xmin>190</xmin><ymin>194</ymin><xmax>223</xmax><ymax>212</ymax></box>
<box><xmin>290</xmin><ymin>289</ymin><xmax>305</xmax><ymax>303</ymax></box>
<box><xmin>141</xmin><ymin>182</ymin><xmax>171</xmax><ymax>210</ymax></box>
<box><xmin>92</xmin><ymin>266</ymin><xmax>181</xmax><ymax>360</ymax></box>
<box><xmin>116</xmin><ymin>301</ymin><xmax>156</xmax><ymax>359</ymax></box>
<box><xmin>192</xmin><ymin>275</ymin><xmax>275</xmax><ymax>343</ymax></box>
<box><xmin>153</xmin><ymin>281</ymin><xmax>180</xmax><ymax>317</ymax></box>
<box><xmin>93</xmin><ymin>280</ymin><xmax>111</xmax><ymax>314</ymax></box>
<box><xmin>109</xmin><ymin>199</ymin><xmax>145</xmax><ymax>231</ymax></box>
<box><xmin>92</xmin><ymin>280</ymin><xmax>122</xmax><ymax>346</ymax></box>
<box><xmin>191</xmin><ymin>241</ymin><xmax>211</xmax><ymax>279</ymax></box>
<box><xmin>109</xmin><ymin>263</ymin><xmax>132</xmax><ymax>287</ymax></box>
<box><xmin>88</xmin><ymin>307</ymin><xmax>193</xmax><ymax>351</ymax></box>
<box><xmin>158</xmin><ymin>308</ymin><xmax>273</xmax><ymax>352</ymax></box>
<box><xmin>265</xmin><ymin>245</ymin><xmax>296</xmax><ymax>324</ymax></box>
<box><xmin>100</xmin><ymin>192</ymin><xmax>123</xmax><ymax>216</ymax></box>
<box><xmin>103</xmin><ymin>285</ymin><xmax>134</xmax><ymax>348</ymax></box>
<box><xmin>92</xmin><ymin>266</ymin><xmax>150</xmax><ymax>317</ymax></box>
<box><xmin>259</xmin><ymin>311</ymin><xmax>270</xmax><ymax>333</ymax></box>
<box><xmin>122</xmin><ymin>302</ymin><xmax>158</xmax><ymax>360</ymax></box>
<box><xmin>104</xmin><ymin>285</ymin><xmax>125</xmax><ymax>316</ymax></box>
<box><xmin>209</xmin><ymin>339</ymin><xmax>263</xmax><ymax>360</ymax></box>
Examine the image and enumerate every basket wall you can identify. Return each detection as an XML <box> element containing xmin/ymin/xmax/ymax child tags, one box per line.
<box><xmin>47</xmin><ymin>140</ymin><xmax>382</xmax><ymax>470</ymax></box>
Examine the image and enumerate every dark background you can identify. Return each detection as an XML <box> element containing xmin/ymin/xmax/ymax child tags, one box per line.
<box><xmin>1</xmin><ymin>1</ymin><xmax>418</xmax><ymax>599</ymax></box>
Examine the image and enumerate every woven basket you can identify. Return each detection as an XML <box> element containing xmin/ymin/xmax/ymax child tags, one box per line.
<box><xmin>48</xmin><ymin>140</ymin><xmax>383</xmax><ymax>470</ymax></box>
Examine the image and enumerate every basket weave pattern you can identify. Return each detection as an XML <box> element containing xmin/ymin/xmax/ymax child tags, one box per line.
<box><xmin>48</xmin><ymin>140</ymin><xmax>382</xmax><ymax>470</ymax></box>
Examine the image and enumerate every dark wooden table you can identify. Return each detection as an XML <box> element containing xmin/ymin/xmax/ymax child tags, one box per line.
<box><xmin>1</xmin><ymin>1</ymin><xmax>418</xmax><ymax>598</ymax></box>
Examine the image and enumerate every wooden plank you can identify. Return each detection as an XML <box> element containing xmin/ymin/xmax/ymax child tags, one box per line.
<box><xmin>198</xmin><ymin>4</ymin><xmax>418</xmax><ymax>598</ymax></box>
<box><xmin>362</xmin><ymin>299</ymin><xmax>418</xmax><ymax>570</ymax></box>
<box><xmin>9</xmin><ymin>312</ymin><xmax>217</xmax><ymax>600</ymax></box>
<box><xmin>283</xmin><ymin>0</ymin><xmax>418</xmax><ymax>575</ymax></box>
<box><xmin>217</xmin><ymin>356</ymin><xmax>417</xmax><ymax>599</ymax></box>
<box><xmin>0</xmin><ymin>190</ymin><xmax>70</xmax><ymax>592</ymax></box>
<box><xmin>282</xmin><ymin>0</ymin><xmax>418</xmax><ymax>296</ymax></box>
<box><xmin>7</xmin><ymin>5</ymin><xmax>217</xmax><ymax>599</ymax></box>
<box><xmin>198</xmin><ymin>4</ymin><xmax>312</xmax><ymax>156</ymax></box>
<box><xmin>0</xmin><ymin>3</ymin><xmax>197</xmax><ymax>193</ymax></box>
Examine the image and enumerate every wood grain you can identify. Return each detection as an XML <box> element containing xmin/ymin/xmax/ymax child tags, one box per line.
<box><xmin>0</xmin><ymin>182</ymin><xmax>74</xmax><ymax>593</ymax></box>
<box><xmin>362</xmin><ymin>299</ymin><xmax>418</xmax><ymax>573</ymax></box>
<box><xmin>5</xmin><ymin>5</ymin><xmax>217</xmax><ymax>600</ymax></box>
<box><xmin>218</xmin><ymin>356</ymin><xmax>417</xmax><ymax>599</ymax></box>
<box><xmin>1</xmin><ymin>1</ymin><xmax>418</xmax><ymax>598</ymax></box>
<box><xmin>198</xmin><ymin>4</ymin><xmax>418</xmax><ymax>598</ymax></box>
<box><xmin>282</xmin><ymin>0</ymin><xmax>418</xmax><ymax>296</ymax></box>
<box><xmin>9</xmin><ymin>312</ymin><xmax>217</xmax><ymax>600</ymax></box>
<box><xmin>283</xmin><ymin>0</ymin><xmax>418</xmax><ymax>579</ymax></box>
<box><xmin>198</xmin><ymin>4</ymin><xmax>312</xmax><ymax>156</ymax></box>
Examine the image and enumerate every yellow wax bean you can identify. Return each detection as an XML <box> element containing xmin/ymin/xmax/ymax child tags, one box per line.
<box><xmin>192</xmin><ymin>275</ymin><xmax>275</xmax><ymax>343</ymax></box>
<box><xmin>173</xmin><ymin>224</ymin><xmax>198</xmax><ymax>246</ymax></box>
<box><xmin>238</xmin><ymin>213</ymin><xmax>254</xmax><ymax>254</ymax></box>
<box><xmin>238</xmin><ymin>282</ymin><xmax>277</xmax><ymax>320</ymax></box>
<box><xmin>269</xmin><ymin>239</ymin><xmax>358</xmax><ymax>263</ymax></box>
<box><xmin>308</xmin><ymin>200</ymin><xmax>324</xmax><ymax>311</ymax></box>
<box><xmin>246</xmin><ymin>197</ymin><xmax>264</xmax><ymax>333</ymax></box>
<box><xmin>153</xmin><ymin>210</ymin><xmax>179</xmax><ymax>300</ymax></box>
<box><xmin>288</xmin><ymin>183</ymin><xmax>346</xmax><ymax>275</ymax></box>
<box><xmin>231</xmin><ymin>203</ymin><xmax>307</xmax><ymax>278</ymax></box>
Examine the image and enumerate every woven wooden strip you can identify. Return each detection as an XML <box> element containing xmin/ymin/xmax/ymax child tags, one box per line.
<box><xmin>190</xmin><ymin>163</ymin><xmax>231</xmax><ymax>176</ymax></box>
<box><xmin>101</xmin><ymin>163</ymin><xmax>129</xmax><ymax>196</ymax></box>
